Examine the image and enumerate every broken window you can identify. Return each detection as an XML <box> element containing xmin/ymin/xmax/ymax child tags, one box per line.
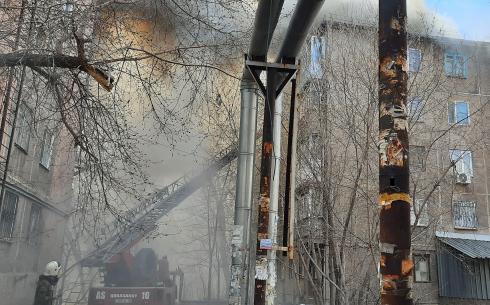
<box><xmin>444</xmin><ymin>52</ymin><xmax>467</xmax><ymax>78</ymax></box>
<box><xmin>0</xmin><ymin>191</ymin><xmax>19</xmax><ymax>240</ymax></box>
<box><xmin>408</xmin><ymin>98</ymin><xmax>424</xmax><ymax>122</ymax></box>
<box><xmin>413</xmin><ymin>254</ymin><xmax>430</xmax><ymax>282</ymax></box>
<box><xmin>408</xmin><ymin>48</ymin><xmax>422</xmax><ymax>72</ymax></box>
<box><xmin>453</xmin><ymin>201</ymin><xmax>477</xmax><ymax>229</ymax></box>
<box><xmin>27</xmin><ymin>204</ymin><xmax>41</xmax><ymax>244</ymax></box>
<box><xmin>448</xmin><ymin>101</ymin><xmax>469</xmax><ymax>125</ymax></box>
<box><xmin>15</xmin><ymin>103</ymin><xmax>31</xmax><ymax>152</ymax></box>
<box><xmin>449</xmin><ymin>149</ymin><xmax>473</xmax><ymax>184</ymax></box>
<box><xmin>40</xmin><ymin>129</ymin><xmax>55</xmax><ymax>169</ymax></box>
<box><xmin>410</xmin><ymin>198</ymin><xmax>429</xmax><ymax>227</ymax></box>
<box><xmin>309</xmin><ymin>36</ymin><xmax>326</xmax><ymax>79</ymax></box>
<box><xmin>410</xmin><ymin>145</ymin><xmax>426</xmax><ymax>171</ymax></box>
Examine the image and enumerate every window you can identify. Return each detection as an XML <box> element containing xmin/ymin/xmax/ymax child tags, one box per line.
<box><xmin>449</xmin><ymin>149</ymin><xmax>473</xmax><ymax>184</ymax></box>
<box><xmin>27</xmin><ymin>204</ymin><xmax>41</xmax><ymax>244</ymax></box>
<box><xmin>408</xmin><ymin>48</ymin><xmax>422</xmax><ymax>72</ymax></box>
<box><xmin>411</xmin><ymin>198</ymin><xmax>429</xmax><ymax>227</ymax></box>
<box><xmin>309</xmin><ymin>36</ymin><xmax>326</xmax><ymax>79</ymax></box>
<box><xmin>444</xmin><ymin>52</ymin><xmax>467</xmax><ymax>78</ymax></box>
<box><xmin>15</xmin><ymin>103</ymin><xmax>31</xmax><ymax>152</ymax></box>
<box><xmin>0</xmin><ymin>191</ymin><xmax>19</xmax><ymax>240</ymax></box>
<box><xmin>408</xmin><ymin>98</ymin><xmax>424</xmax><ymax>122</ymax></box>
<box><xmin>410</xmin><ymin>145</ymin><xmax>426</xmax><ymax>171</ymax></box>
<box><xmin>453</xmin><ymin>201</ymin><xmax>477</xmax><ymax>229</ymax></box>
<box><xmin>40</xmin><ymin>130</ymin><xmax>54</xmax><ymax>169</ymax></box>
<box><xmin>448</xmin><ymin>101</ymin><xmax>469</xmax><ymax>125</ymax></box>
<box><xmin>309</xmin><ymin>133</ymin><xmax>320</xmax><ymax>150</ymax></box>
<box><xmin>413</xmin><ymin>255</ymin><xmax>430</xmax><ymax>282</ymax></box>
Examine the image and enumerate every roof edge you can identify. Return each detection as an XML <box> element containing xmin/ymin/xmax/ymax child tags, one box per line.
<box><xmin>436</xmin><ymin>230</ymin><xmax>490</xmax><ymax>242</ymax></box>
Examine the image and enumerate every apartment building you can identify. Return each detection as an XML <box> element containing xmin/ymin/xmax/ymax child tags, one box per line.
<box><xmin>0</xmin><ymin>76</ymin><xmax>76</xmax><ymax>305</ymax></box>
<box><xmin>284</xmin><ymin>21</ymin><xmax>490</xmax><ymax>305</ymax></box>
<box><xmin>0</xmin><ymin>3</ymin><xmax>77</xmax><ymax>305</ymax></box>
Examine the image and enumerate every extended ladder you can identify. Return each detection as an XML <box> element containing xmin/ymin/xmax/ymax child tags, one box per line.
<box><xmin>81</xmin><ymin>146</ymin><xmax>238</xmax><ymax>267</ymax></box>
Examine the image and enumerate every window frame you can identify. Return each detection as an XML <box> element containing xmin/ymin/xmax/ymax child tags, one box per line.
<box><xmin>408</xmin><ymin>98</ymin><xmax>424</xmax><ymax>123</ymax></box>
<box><xmin>309</xmin><ymin>35</ymin><xmax>326</xmax><ymax>79</ymax></box>
<box><xmin>410</xmin><ymin>198</ymin><xmax>429</xmax><ymax>227</ymax></box>
<box><xmin>448</xmin><ymin>100</ymin><xmax>470</xmax><ymax>125</ymax></box>
<box><xmin>40</xmin><ymin>129</ymin><xmax>55</xmax><ymax>169</ymax></box>
<box><xmin>413</xmin><ymin>254</ymin><xmax>431</xmax><ymax>282</ymax></box>
<box><xmin>453</xmin><ymin>201</ymin><xmax>478</xmax><ymax>229</ymax></box>
<box><xmin>14</xmin><ymin>103</ymin><xmax>32</xmax><ymax>153</ymax></box>
<box><xmin>449</xmin><ymin>149</ymin><xmax>473</xmax><ymax>181</ymax></box>
<box><xmin>0</xmin><ymin>190</ymin><xmax>19</xmax><ymax>240</ymax></box>
<box><xmin>410</xmin><ymin>145</ymin><xmax>426</xmax><ymax>171</ymax></box>
<box><xmin>27</xmin><ymin>204</ymin><xmax>41</xmax><ymax>245</ymax></box>
<box><xmin>444</xmin><ymin>52</ymin><xmax>468</xmax><ymax>78</ymax></box>
<box><xmin>408</xmin><ymin>48</ymin><xmax>422</xmax><ymax>72</ymax></box>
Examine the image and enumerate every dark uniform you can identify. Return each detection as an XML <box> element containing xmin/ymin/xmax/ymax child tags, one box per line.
<box><xmin>33</xmin><ymin>275</ymin><xmax>58</xmax><ymax>305</ymax></box>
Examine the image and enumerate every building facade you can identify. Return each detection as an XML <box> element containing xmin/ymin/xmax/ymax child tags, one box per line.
<box><xmin>286</xmin><ymin>20</ymin><xmax>490</xmax><ymax>305</ymax></box>
<box><xmin>0</xmin><ymin>78</ymin><xmax>75</xmax><ymax>305</ymax></box>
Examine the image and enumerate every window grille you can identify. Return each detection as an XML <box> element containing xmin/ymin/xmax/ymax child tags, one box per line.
<box><xmin>40</xmin><ymin>130</ymin><xmax>54</xmax><ymax>169</ymax></box>
<box><xmin>453</xmin><ymin>201</ymin><xmax>477</xmax><ymax>229</ymax></box>
<box><xmin>448</xmin><ymin>101</ymin><xmax>470</xmax><ymax>125</ymax></box>
<box><xmin>408</xmin><ymin>48</ymin><xmax>422</xmax><ymax>72</ymax></box>
<box><xmin>0</xmin><ymin>191</ymin><xmax>19</xmax><ymax>240</ymax></box>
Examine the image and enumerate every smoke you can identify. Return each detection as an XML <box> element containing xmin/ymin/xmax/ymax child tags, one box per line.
<box><xmin>275</xmin><ymin>0</ymin><xmax>460</xmax><ymax>39</ymax></box>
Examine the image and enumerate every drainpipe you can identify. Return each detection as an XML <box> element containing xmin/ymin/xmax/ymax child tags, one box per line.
<box><xmin>266</xmin><ymin>93</ymin><xmax>282</xmax><ymax>305</ymax></box>
<box><xmin>378</xmin><ymin>1</ymin><xmax>413</xmax><ymax>305</ymax></box>
<box><xmin>275</xmin><ymin>0</ymin><xmax>325</xmax><ymax>64</ymax></box>
<box><xmin>229</xmin><ymin>2</ymin><xmax>284</xmax><ymax>305</ymax></box>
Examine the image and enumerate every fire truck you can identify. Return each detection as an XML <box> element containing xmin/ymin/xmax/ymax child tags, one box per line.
<box><xmin>88</xmin><ymin>248</ymin><xmax>183</xmax><ymax>305</ymax></box>
<box><xmin>80</xmin><ymin>149</ymin><xmax>237</xmax><ymax>305</ymax></box>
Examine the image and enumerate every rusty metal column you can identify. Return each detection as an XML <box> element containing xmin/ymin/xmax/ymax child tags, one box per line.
<box><xmin>378</xmin><ymin>1</ymin><xmax>413</xmax><ymax>305</ymax></box>
<box><xmin>254</xmin><ymin>69</ymin><xmax>277</xmax><ymax>305</ymax></box>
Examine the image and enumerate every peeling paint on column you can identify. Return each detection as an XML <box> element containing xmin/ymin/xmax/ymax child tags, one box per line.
<box><xmin>379</xmin><ymin>0</ymin><xmax>413</xmax><ymax>304</ymax></box>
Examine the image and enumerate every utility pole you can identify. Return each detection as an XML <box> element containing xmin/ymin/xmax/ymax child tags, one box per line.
<box><xmin>378</xmin><ymin>1</ymin><xmax>413</xmax><ymax>305</ymax></box>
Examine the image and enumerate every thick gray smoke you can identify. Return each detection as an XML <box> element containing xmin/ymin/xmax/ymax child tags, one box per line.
<box><xmin>268</xmin><ymin>0</ymin><xmax>460</xmax><ymax>51</ymax></box>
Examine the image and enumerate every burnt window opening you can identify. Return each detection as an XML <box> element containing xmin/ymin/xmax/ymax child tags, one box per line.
<box><xmin>453</xmin><ymin>201</ymin><xmax>478</xmax><ymax>229</ymax></box>
<box><xmin>413</xmin><ymin>254</ymin><xmax>430</xmax><ymax>282</ymax></box>
<box><xmin>448</xmin><ymin>100</ymin><xmax>470</xmax><ymax>125</ymax></box>
<box><xmin>0</xmin><ymin>191</ymin><xmax>19</xmax><ymax>240</ymax></box>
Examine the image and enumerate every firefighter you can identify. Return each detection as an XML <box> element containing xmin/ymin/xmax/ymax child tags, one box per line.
<box><xmin>33</xmin><ymin>261</ymin><xmax>61</xmax><ymax>305</ymax></box>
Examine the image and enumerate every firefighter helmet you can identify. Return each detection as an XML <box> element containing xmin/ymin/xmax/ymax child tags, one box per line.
<box><xmin>44</xmin><ymin>261</ymin><xmax>61</xmax><ymax>276</ymax></box>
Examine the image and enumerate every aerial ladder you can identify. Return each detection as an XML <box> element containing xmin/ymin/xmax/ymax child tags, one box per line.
<box><xmin>67</xmin><ymin>146</ymin><xmax>238</xmax><ymax>305</ymax></box>
<box><xmin>81</xmin><ymin>145</ymin><xmax>238</xmax><ymax>267</ymax></box>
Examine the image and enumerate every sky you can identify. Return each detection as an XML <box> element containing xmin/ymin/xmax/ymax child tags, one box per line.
<box><xmin>425</xmin><ymin>0</ymin><xmax>490</xmax><ymax>41</ymax></box>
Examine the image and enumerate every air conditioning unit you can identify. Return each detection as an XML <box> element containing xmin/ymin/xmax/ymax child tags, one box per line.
<box><xmin>456</xmin><ymin>173</ymin><xmax>471</xmax><ymax>184</ymax></box>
